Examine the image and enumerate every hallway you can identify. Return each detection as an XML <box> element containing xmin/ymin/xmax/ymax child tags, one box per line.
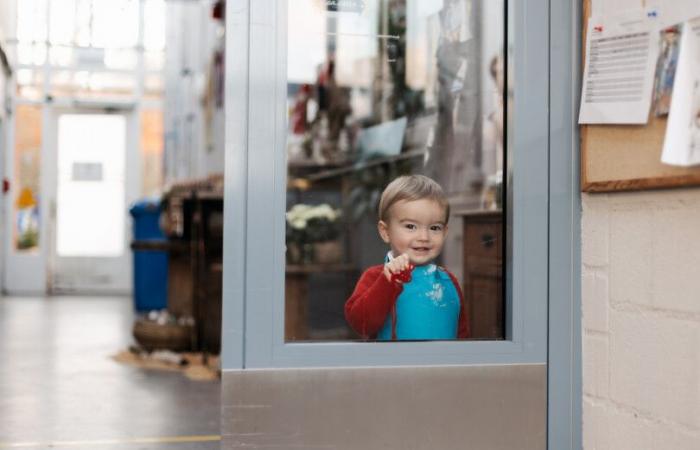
<box><xmin>0</xmin><ymin>296</ymin><xmax>220</xmax><ymax>449</ymax></box>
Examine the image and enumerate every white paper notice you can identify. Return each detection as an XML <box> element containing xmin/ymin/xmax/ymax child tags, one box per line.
<box><xmin>661</xmin><ymin>19</ymin><xmax>700</xmax><ymax>166</ymax></box>
<box><xmin>579</xmin><ymin>12</ymin><xmax>659</xmax><ymax>124</ymax></box>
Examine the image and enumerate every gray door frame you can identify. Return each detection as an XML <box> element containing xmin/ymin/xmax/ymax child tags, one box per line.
<box><xmin>220</xmin><ymin>0</ymin><xmax>582</xmax><ymax>448</ymax></box>
<box><xmin>548</xmin><ymin>0</ymin><xmax>582</xmax><ymax>448</ymax></box>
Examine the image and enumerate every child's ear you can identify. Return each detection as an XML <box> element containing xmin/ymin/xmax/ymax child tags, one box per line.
<box><xmin>377</xmin><ymin>220</ymin><xmax>391</xmax><ymax>243</ymax></box>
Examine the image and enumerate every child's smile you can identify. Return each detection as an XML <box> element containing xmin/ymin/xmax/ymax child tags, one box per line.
<box><xmin>378</xmin><ymin>198</ymin><xmax>448</xmax><ymax>266</ymax></box>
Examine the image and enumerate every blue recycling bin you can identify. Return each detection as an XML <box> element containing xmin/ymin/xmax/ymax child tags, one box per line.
<box><xmin>129</xmin><ymin>199</ymin><xmax>168</xmax><ymax>312</ymax></box>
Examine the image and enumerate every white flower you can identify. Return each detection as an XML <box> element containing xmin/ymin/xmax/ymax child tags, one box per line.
<box><xmin>286</xmin><ymin>203</ymin><xmax>341</xmax><ymax>225</ymax></box>
<box><xmin>286</xmin><ymin>204</ymin><xmax>311</xmax><ymax>223</ymax></box>
<box><xmin>291</xmin><ymin>218</ymin><xmax>307</xmax><ymax>229</ymax></box>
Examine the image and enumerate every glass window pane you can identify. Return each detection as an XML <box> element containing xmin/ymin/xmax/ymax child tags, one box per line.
<box><xmin>50</xmin><ymin>71</ymin><xmax>136</xmax><ymax>99</ymax></box>
<box><xmin>104</xmin><ymin>48</ymin><xmax>138</xmax><ymax>70</ymax></box>
<box><xmin>13</xmin><ymin>105</ymin><xmax>43</xmax><ymax>252</ymax></box>
<box><xmin>140</xmin><ymin>109</ymin><xmax>164</xmax><ymax>196</ymax></box>
<box><xmin>144</xmin><ymin>74</ymin><xmax>164</xmax><ymax>95</ymax></box>
<box><xmin>17</xmin><ymin>43</ymin><xmax>47</xmax><ymax>66</ymax></box>
<box><xmin>91</xmin><ymin>0</ymin><xmax>139</xmax><ymax>48</ymax></box>
<box><xmin>17</xmin><ymin>0</ymin><xmax>47</xmax><ymax>42</ymax></box>
<box><xmin>50</xmin><ymin>0</ymin><xmax>77</xmax><ymax>46</ymax></box>
<box><xmin>88</xmin><ymin>72</ymin><xmax>135</xmax><ymax>93</ymax></box>
<box><xmin>56</xmin><ymin>114</ymin><xmax>126</xmax><ymax>257</ymax></box>
<box><xmin>144</xmin><ymin>51</ymin><xmax>165</xmax><ymax>72</ymax></box>
<box><xmin>16</xmin><ymin>43</ymin><xmax>33</xmax><ymax>66</ymax></box>
<box><xmin>50</xmin><ymin>70</ymin><xmax>73</xmax><ymax>90</ymax></box>
<box><xmin>16</xmin><ymin>86</ymin><xmax>43</xmax><ymax>101</ymax></box>
<box><xmin>144</xmin><ymin>0</ymin><xmax>166</xmax><ymax>51</ymax></box>
<box><xmin>50</xmin><ymin>46</ymin><xmax>76</xmax><ymax>67</ymax></box>
<box><xmin>285</xmin><ymin>0</ymin><xmax>505</xmax><ymax>342</ymax></box>
<box><xmin>16</xmin><ymin>69</ymin><xmax>37</xmax><ymax>86</ymax></box>
<box><xmin>287</xmin><ymin>0</ymin><xmax>327</xmax><ymax>84</ymax></box>
<box><xmin>75</xmin><ymin>0</ymin><xmax>92</xmax><ymax>47</ymax></box>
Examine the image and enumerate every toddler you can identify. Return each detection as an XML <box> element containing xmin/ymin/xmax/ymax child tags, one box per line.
<box><xmin>344</xmin><ymin>175</ymin><xmax>469</xmax><ymax>340</ymax></box>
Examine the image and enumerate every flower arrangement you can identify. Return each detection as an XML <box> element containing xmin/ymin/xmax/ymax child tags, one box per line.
<box><xmin>286</xmin><ymin>203</ymin><xmax>341</xmax><ymax>243</ymax></box>
<box><xmin>286</xmin><ymin>203</ymin><xmax>342</xmax><ymax>264</ymax></box>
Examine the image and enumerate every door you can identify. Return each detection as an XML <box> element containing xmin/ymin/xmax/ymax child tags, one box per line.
<box><xmin>45</xmin><ymin>109</ymin><xmax>139</xmax><ymax>294</ymax></box>
<box><xmin>221</xmin><ymin>0</ymin><xmax>581</xmax><ymax>448</ymax></box>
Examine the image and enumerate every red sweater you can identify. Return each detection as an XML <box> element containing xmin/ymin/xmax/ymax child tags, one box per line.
<box><xmin>344</xmin><ymin>265</ymin><xmax>470</xmax><ymax>339</ymax></box>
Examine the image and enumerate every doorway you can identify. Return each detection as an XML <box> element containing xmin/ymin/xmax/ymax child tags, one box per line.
<box><xmin>46</xmin><ymin>110</ymin><xmax>139</xmax><ymax>294</ymax></box>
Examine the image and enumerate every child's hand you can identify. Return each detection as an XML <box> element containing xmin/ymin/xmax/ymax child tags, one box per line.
<box><xmin>384</xmin><ymin>254</ymin><xmax>414</xmax><ymax>284</ymax></box>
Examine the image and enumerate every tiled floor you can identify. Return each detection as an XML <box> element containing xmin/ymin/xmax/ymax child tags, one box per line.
<box><xmin>0</xmin><ymin>296</ymin><xmax>220</xmax><ymax>449</ymax></box>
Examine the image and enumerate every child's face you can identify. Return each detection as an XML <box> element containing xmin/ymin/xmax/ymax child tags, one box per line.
<box><xmin>378</xmin><ymin>198</ymin><xmax>448</xmax><ymax>266</ymax></box>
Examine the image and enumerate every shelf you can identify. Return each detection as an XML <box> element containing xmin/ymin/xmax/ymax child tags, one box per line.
<box><xmin>303</xmin><ymin>149</ymin><xmax>425</xmax><ymax>182</ymax></box>
<box><xmin>288</xmin><ymin>159</ymin><xmax>349</xmax><ymax>169</ymax></box>
<box><xmin>130</xmin><ymin>240</ymin><xmax>189</xmax><ymax>252</ymax></box>
<box><xmin>452</xmin><ymin>209</ymin><xmax>503</xmax><ymax>218</ymax></box>
<box><xmin>285</xmin><ymin>263</ymin><xmax>356</xmax><ymax>274</ymax></box>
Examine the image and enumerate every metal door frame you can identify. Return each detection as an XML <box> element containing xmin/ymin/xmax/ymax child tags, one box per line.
<box><xmin>221</xmin><ymin>0</ymin><xmax>582</xmax><ymax>448</ymax></box>
<box><xmin>548</xmin><ymin>0</ymin><xmax>582</xmax><ymax>447</ymax></box>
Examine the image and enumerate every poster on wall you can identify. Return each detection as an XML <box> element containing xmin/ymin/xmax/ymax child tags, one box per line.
<box><xmin>15</xmin><ymin>187</ymin><xmax>40</xmax><ymax>251</ymax></box>
<box><xmin>661</xmin><ymin>18</ymin><xmax>700</xmax><ymax>167</ymax></box>
<box><xmin>651</xmin><ymin>24</ymin><xmax>681</xmax><ymax>117</ymax></box>
<box><xmin>578</xmin><ymin>9</ymin><xmax>660</xmax><ymax>124</ymax></box>
<box><xmin>13</xmin><ymin>105</ymin><xmax>43</xmax><ymax>252</ymax></box>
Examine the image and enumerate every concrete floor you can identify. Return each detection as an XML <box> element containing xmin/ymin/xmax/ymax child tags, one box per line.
<box><xmin>0</xmin><ymin>296</ymin><xmax>220</xmax><ymax>449</ymax></box>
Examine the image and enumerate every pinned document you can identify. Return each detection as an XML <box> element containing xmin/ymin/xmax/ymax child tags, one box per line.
<box><xmin>661</xmin><ymin>19</ymin><xmax>700</xmax><ymax>166</ymax></box>
<box><xmin>579</xmin><ymin>10</ymin><xmax>660</xmax><ymax>124</ymax></box>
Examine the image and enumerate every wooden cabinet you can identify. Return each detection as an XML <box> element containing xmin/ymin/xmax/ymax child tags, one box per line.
<box><xmin>284</xmin><ymin>264</ymin><xmax>357</xmax><ymax>341</ymax></box>
<box><xmin>161</xmin><ymin>177</ymin><xmax>224</xmax><ymax>354</ymax></box>
<box><xmin>461</xmin><ymin>210</ymin><xmax>504</xmax><ymax>339</ymax></box>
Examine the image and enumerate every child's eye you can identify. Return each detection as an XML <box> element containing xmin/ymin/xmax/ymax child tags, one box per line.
<box><xmin>404</xmin><ymin>224</ymin><xmax>417</xmax><ymax>230</ymax></box>
<box><xmin>430</xmin><ymin>225</ymin><xmax>444</xmax><ymax>232</ymax></box>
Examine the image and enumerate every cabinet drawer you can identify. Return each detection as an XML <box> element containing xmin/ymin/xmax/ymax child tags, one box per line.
<box><xmin>464</xmin><ymin>222</ymin><xmax>502</xmax><ymax>262</ymax></box>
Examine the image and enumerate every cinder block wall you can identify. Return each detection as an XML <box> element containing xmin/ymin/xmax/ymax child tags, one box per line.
<box><xmin>582</xmin><ymin>190</ymin><xmax>700</xmax><ymax>449</ymax></box>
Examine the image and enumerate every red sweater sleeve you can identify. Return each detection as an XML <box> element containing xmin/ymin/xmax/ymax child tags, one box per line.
<box><xmin>446</xmin><ymin>269</ymin><xmax>470</xmax><ymax>339</ymax></box>
<box><xmin>344</xmin><ymin>265</ymin><xmax>403</xmax><ymax>339</ymax></box>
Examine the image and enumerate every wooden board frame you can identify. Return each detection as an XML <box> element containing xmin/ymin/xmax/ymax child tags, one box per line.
<box><xmin>581</xmin><ymin>0</ymin><xmax>700</xmax><ymax>192</ymax></box>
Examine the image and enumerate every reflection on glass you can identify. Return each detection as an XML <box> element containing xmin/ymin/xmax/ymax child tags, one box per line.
<box><xmin>285</xmin><ymin>0</ymin><xmax>505</xmax><ymax>342</ymax></box>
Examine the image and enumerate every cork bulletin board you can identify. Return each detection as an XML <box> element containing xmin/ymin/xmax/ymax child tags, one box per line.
<box><xmin>581</xmin><ymin>0</ymin><xmax>700</xmax><ymax>192</ymax></box>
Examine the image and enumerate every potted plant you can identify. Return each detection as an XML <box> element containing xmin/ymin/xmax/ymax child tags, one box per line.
<box><xmin>285</xmin><ymin>203</ymin><xmax>343</xmax><ymax>264</ymax></box>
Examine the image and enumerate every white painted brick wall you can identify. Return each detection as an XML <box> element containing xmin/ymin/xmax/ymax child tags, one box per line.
<box><xmin>582</xmin><ymin>190</ymin><xmax>700</xmax><ymax>449</ymax></box>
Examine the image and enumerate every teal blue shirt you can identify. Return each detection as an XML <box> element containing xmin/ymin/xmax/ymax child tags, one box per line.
<box><xmin>377</xmin><ymin>260</ymin><xmax>461</xmax><ymax>340</ymax></box>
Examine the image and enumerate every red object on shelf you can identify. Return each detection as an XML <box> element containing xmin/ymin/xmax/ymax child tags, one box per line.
<box><xmin>2</xmin><ymin>178</ymin><xmax>9</xmax><ymax>194</ymax></box>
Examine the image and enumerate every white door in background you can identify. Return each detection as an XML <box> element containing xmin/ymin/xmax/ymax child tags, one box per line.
<box><xmin>47</xmin><ymin>111</ymin><xmax>139</xmax><ymax>294</ymax></box>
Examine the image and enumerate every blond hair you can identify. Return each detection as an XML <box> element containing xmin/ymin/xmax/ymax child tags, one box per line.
<box><xmin>378</xmin><ymin>175</ymin><xmax>449</xmax><ymax>223</ymax></box>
